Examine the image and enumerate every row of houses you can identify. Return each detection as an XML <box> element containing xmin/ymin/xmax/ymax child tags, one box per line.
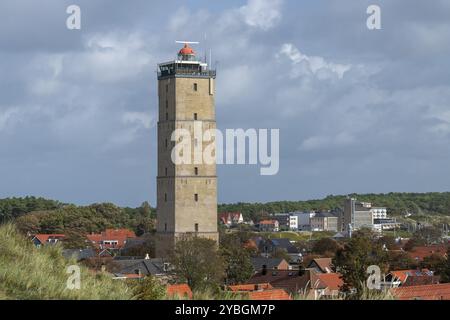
<box><xmin>31</xmin><ymin>228</ymin><xmax>139</xmax><ymax>259</ymax></box>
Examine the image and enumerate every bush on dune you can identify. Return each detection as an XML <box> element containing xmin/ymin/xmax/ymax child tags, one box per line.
<box><xmin>0</xmin><ymin>223</ymin><xmax>133</xmax><ymax>300</ymax></box>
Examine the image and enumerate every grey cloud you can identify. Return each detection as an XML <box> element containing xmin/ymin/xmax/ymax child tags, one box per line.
<box><xmin>1</xmin><ymin>0</ymin><xmax>450</xmax><ymax>206</ymax></box>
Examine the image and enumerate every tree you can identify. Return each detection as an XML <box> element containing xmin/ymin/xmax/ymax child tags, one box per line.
<box><xmin>63</xmin><ymin>228</ymin><xmax>90</xmax><ymax>249</ymax></box>
<box><xmin>120</xmin><ymin>233</ymin><xmax>156</xmax><ymax>257</ymax></box>
<box><xmin>387</xmin><ymin>251</ymin><xmax>417</xmax><ymax>270</ymax></box>
<box><xmin>412</xmin><ymin>226</ymin><xmax>443</xmax><ymax>245</ymax></box>
<box><xmin>220</xmin><ymin>233</ymin><xmax>254</xmax><ymax>285</ymax></box>
<box><xmin>420</xmin><ymin>254</ymin><xmax>446</xmax><ymax>272</ymax></box>
<box><xmin>272</xmin><ymin>248</ymin><xmax>291</xmax><ymax>262</ymax></box>
<box><xmin>377</xmin><ymin>236</ymin><xmax>398</xmax><ymax>250</ymax></box>
<box><xmin>312</xmin><ymin>238</ymin><xmax>340</xmax><ymax>256</ymax></box>
<box><xmin>171</xmin><ymin>236</ymin><xmax>225</xmax><ymax>291</ymax></box>
<box><xmin>15</xmin><ymin>213</ymin><xmax>41</xmax><ymax>234</ymax></box>
<box><xmin>403</xmin><ymin>237</ymin><xmax>425</xmax><ymax>252</ymax></box>
<box><xmin>439</xmin><ymin>248</ymin><xmax>450</xmax><ymax>283</ymax></box>
<box><xmin>132</xmin><ymin>276</ymin><xmax>166</xmax><ymax>300</ymax></box>
<box><xmin>333</xmin><ymin>230</ymin><xmax>388</xmax><ymax>299</ymax></box>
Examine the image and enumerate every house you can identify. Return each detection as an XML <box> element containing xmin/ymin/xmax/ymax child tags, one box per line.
<box><xmin>407</xmin><ymin>245</ymin><xmax>448</xmax><ymax>262</ymax></box>
<box><xmin>32</xmin><ymin>234</ymin><xmax>65</xmax><ymax>247</ymax></box>
<box><xmin>294</xmin><ymin>212</ymin><xmax>316</xmax><ymax>231</ymax></box>
<box><xmin>219</xmin><ymin>212</ymin><xmax>244</xmax><ymax>227</ymax></box>
<box><xmin>228</xmin><ymin>283</ymin><xmax>274</xmax><ymax>292</ymax></box>
<box><xmin>258</xmin><ymin>220</ymin><xmax>279</xmax><ymax>232</ymax></box>
<box><xmin>62</xmin><ymin>248</ymin><xmax>96</xmax><ymax>261</ymax></box>
<box><xmin>258</xmin><ymin>238</ymin><xmax>301</xmax><ymax>262</ymax></box>
<box><xmin>112</xmin><ymin>273</ymin><xmax>145</xmax><ymax>280</ymax></box>
<box><xmin>248</xmin><ymin>289</ymin><xmax>292</xmax><ymax>300</ymax></box>
<box><xmin>315</xmin><ymin>273</ymin><xmax>343</xmax><ymax>298</ymax></box>
<box><xmin>251</xmin><ymin>257</ymin><xmax>290</xmax><ymax>272</ymax></box>
<box><xmin>332</xmin><ymin>232</ymin><xmax>347</xmax><ymax>240</ymax></box>
<box><xmin>307</xmin><ymin>258</ymin><xmax>334</xmax><ymax>274</ymax></box>
<box><xmin>228</xmin><ymin>283</ymin><xmax>291</xmax><ymax>300</ymax></box>
<box><xmin>382</xmin><ymin>269</ymin><xmax>439</xmax><ymax>288</ymax></box>
<box><xmin>87</xmin><ymin>228</ymin><xmax>136</xmax><ymax>250</ymax></box>
<box><xmin>245</xmin><ymin>268</ymin><xmax>342</xmax><ymax>299</ymax></box>
<box><xmin>390</xmin><ymin>283</ymin><xmax>450</xmax><ymax>300</ymax></box>
<box><xmin>310</xmin><ymin>212</ymin><xmax>339</xmax><ymax>232</ymax></box>
<box><xmin>111</xmin><ymin>257</ymin><xmax>168</xmax><ymax>277</ymax></box>
<box><xmin>167</xmin><ymin>284</ymin><xmax>193</xmax><ymax>299</ymax></box>
<box><xmin>271</xmin><ymin>213</ymin><xmax>291</xmax><ymax>230</ymax></box>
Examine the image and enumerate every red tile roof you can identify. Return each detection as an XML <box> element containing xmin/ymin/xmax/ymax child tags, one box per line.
<box><xmin>167</xmin><ymin>284</ymin><xmax>193</xmax><ymax>300</ymax></box>
<box><xmin>315</xmin><ymin>273</ymin><xmax>343</xmax><ymax>291</ymax></box>
<box><xmin>407</xmin><ymin>245</ymin><xmax>448</xmax><ymax>261</ymax></box>
<box><xmin>391</xmin><ymin>283</ymin><xmax>450</xmax><ymax>300</ymax></box>
<box><xmin>228</xmin><ymin>283</ymin><xmax>273</xmax><ymax>292</ymax></box>
<box><xmin>33</xmin><ymin>234</ymin><xmax>65</xmax><ymax>244</ymax></box>
<box><xmin>87</xmin><ymin>229</ymin><xmax>136</xmax><ymax>249</ymax></box>
<box><xmin>259</xmin><ymin>220</ymin><xmax>278</xmax><ymax>225</ymax></box>
<box><xmin>390</xmin><ymin>269</ymin><xmax>432</xmax><ymax>283</ymax></box>
<box><xmin>248</xmin><ymin>289</ymin><xmax>292</xmax><ymax>300</ymax></box>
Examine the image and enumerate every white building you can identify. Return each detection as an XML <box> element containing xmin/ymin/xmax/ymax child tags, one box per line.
<box><xmin>289</xmin><ymin>212</ymin><xmax>315</xmax><ymax>231</ymax></box>
<box><xmin>371</xmin><ymin>207</ymin><xmax>387</xmax><ymax>219</ymax></box>
<box><xmin>289</xmin><ymin>215</ymin><xmax>298</xmax><ymax>230</ymax></box>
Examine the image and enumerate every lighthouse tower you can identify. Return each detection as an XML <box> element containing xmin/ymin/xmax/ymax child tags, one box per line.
<box><xmin>155</xmin><ymin>43</ymin><xmax>218</xmax><ymax>257</ymax></box>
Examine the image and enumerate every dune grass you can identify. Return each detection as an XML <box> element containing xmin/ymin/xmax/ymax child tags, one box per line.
<box><xmin>0</xmin><ymin>223</ymin><xmax>133</xmax><ymax>300</ymax></box>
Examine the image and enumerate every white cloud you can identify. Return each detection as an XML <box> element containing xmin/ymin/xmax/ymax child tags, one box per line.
<box><xmin>278</xmin><ymin>43</ymin><xmax>351</xmax><ymax>79</ymax></box>
<box><xmin>74</xmin><ymin>32</ymin><xmax>154</xmax><ymax>83</ymax></box>
<box><xmin>239</xmin><ymin>0</ymin><xmax>283</xmax><ymax>31</ymax></box>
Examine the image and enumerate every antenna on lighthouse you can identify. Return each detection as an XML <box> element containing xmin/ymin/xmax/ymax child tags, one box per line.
<box><xmin>175</xmin><ymin>40</ymin><xmax>199</xmax><ymax>45</ymax></box>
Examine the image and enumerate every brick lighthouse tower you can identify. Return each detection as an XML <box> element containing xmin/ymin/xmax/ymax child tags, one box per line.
<box><xmin>155</xmin><ymin>43</ymin><xmax>218</xmax><ymax>257</ymax></box>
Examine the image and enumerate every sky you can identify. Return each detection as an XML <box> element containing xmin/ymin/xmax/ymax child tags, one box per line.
<box><xmin>1</xmin><ymin>0</ymin><xmax>450</xmax><ymax>207</ymax></box>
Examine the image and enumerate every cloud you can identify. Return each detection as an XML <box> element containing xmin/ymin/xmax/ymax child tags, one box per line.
<box><xmin>278</xmin><ymin>43</ymin><xmax>351</xmax><ymax>79</ymax></box>
<box><xmin>1</xmin><ymin>0</ymin><xmax>450</xmax><ymax>206</ymax></box>
<box><xmin>239</xmin><ymin>0</ymin><xmax>283</xmax><ymax>31</ymax></box>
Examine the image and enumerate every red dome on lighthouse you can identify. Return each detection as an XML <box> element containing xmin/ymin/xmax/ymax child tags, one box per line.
<box><xmin>179</xmin><ymin>43</ymin><xmax>195</xmax><ymax>55</ymax></box>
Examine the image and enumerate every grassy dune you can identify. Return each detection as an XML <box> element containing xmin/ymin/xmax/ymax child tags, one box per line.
<box><xmin>0</xmin><ymin>224</ymin><xmax>133</xmax><ymax>300</ymax></box>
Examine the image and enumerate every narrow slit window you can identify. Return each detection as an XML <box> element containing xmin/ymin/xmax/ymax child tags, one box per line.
<box><xmin>164</xmin><ymin>193</ymin><xmax>167</xmax><ymax>202</ymax></box>
<box><xmin>193</xmin><ymin>83</ymin><xmax>198</xmax><ymax>91</ymax></box>
<box><xmin>194</xmin><ymin>113</ymin><xmax>198</xmax><ymax>120</ymax></box>
<box><xmin>195</xmin><ymin>223</ymin><xmax>199</xmax><ymax>232</ymax></box>
<box><xmin>194</xmin><ymin>193</ymin><xmax>198</xmax><ymax>202</ymax></box>
<box><xmin>194</xmin><ymin>167</ymin><xmax>198</xmax><ymax>176</ymax></box>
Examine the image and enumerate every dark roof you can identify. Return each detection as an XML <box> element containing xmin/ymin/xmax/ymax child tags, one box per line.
<box><xmin>113</xmin><ymin>258</ymin><xmax>166</xmax><ymax>276</ymax></box>
<box><xmin>307</xmin><ymin>258</ymin><xmax>334</xmax><ymax>273</ymax></box>
<box><xmin>246</xmin><ymin>269</ymin><xmax>316</xmax><ymax>294</ymax></box>
<box><xmin>251</xmin><ymin>257</ymin><xmax>285</xmax><ymax>271</ymax></box>
<box><xmin>269</xmin><ymin>239</ymin><xmax>299</xmax><ymax>254</ymax></box>
<box><xmin>313</xmin><ymin>212</ymin><xmax>338</xmax><ymax>218</ymax></box>
<box><xmin>62</xmin><ymin>248</ymin><xmax>96</xmax><ymax>261</ymax></box>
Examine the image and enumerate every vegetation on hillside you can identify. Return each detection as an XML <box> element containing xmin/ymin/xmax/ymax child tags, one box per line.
<box><xmin>3</xmin><ymin>192</ymin><xmax>450</xmax><ymax>236</ymax></box>
<box><xmin>0</xmin><ymin>196</ymin><xmax>62</xmax><ymax>223</ymax></box>
<box><xmin>218</xmin><ymin>192</ymin><xmax>450</xmax><ymax>221</ymax></box>
<box><xmin>12</xmin><ymin>202</ymin><xmax>155</xmax><ymax>236</ymax></box>
<box><xmin>0</xmin><ymin>224</ymin><xmax>133</xmax><ymax>300</ymax></box>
